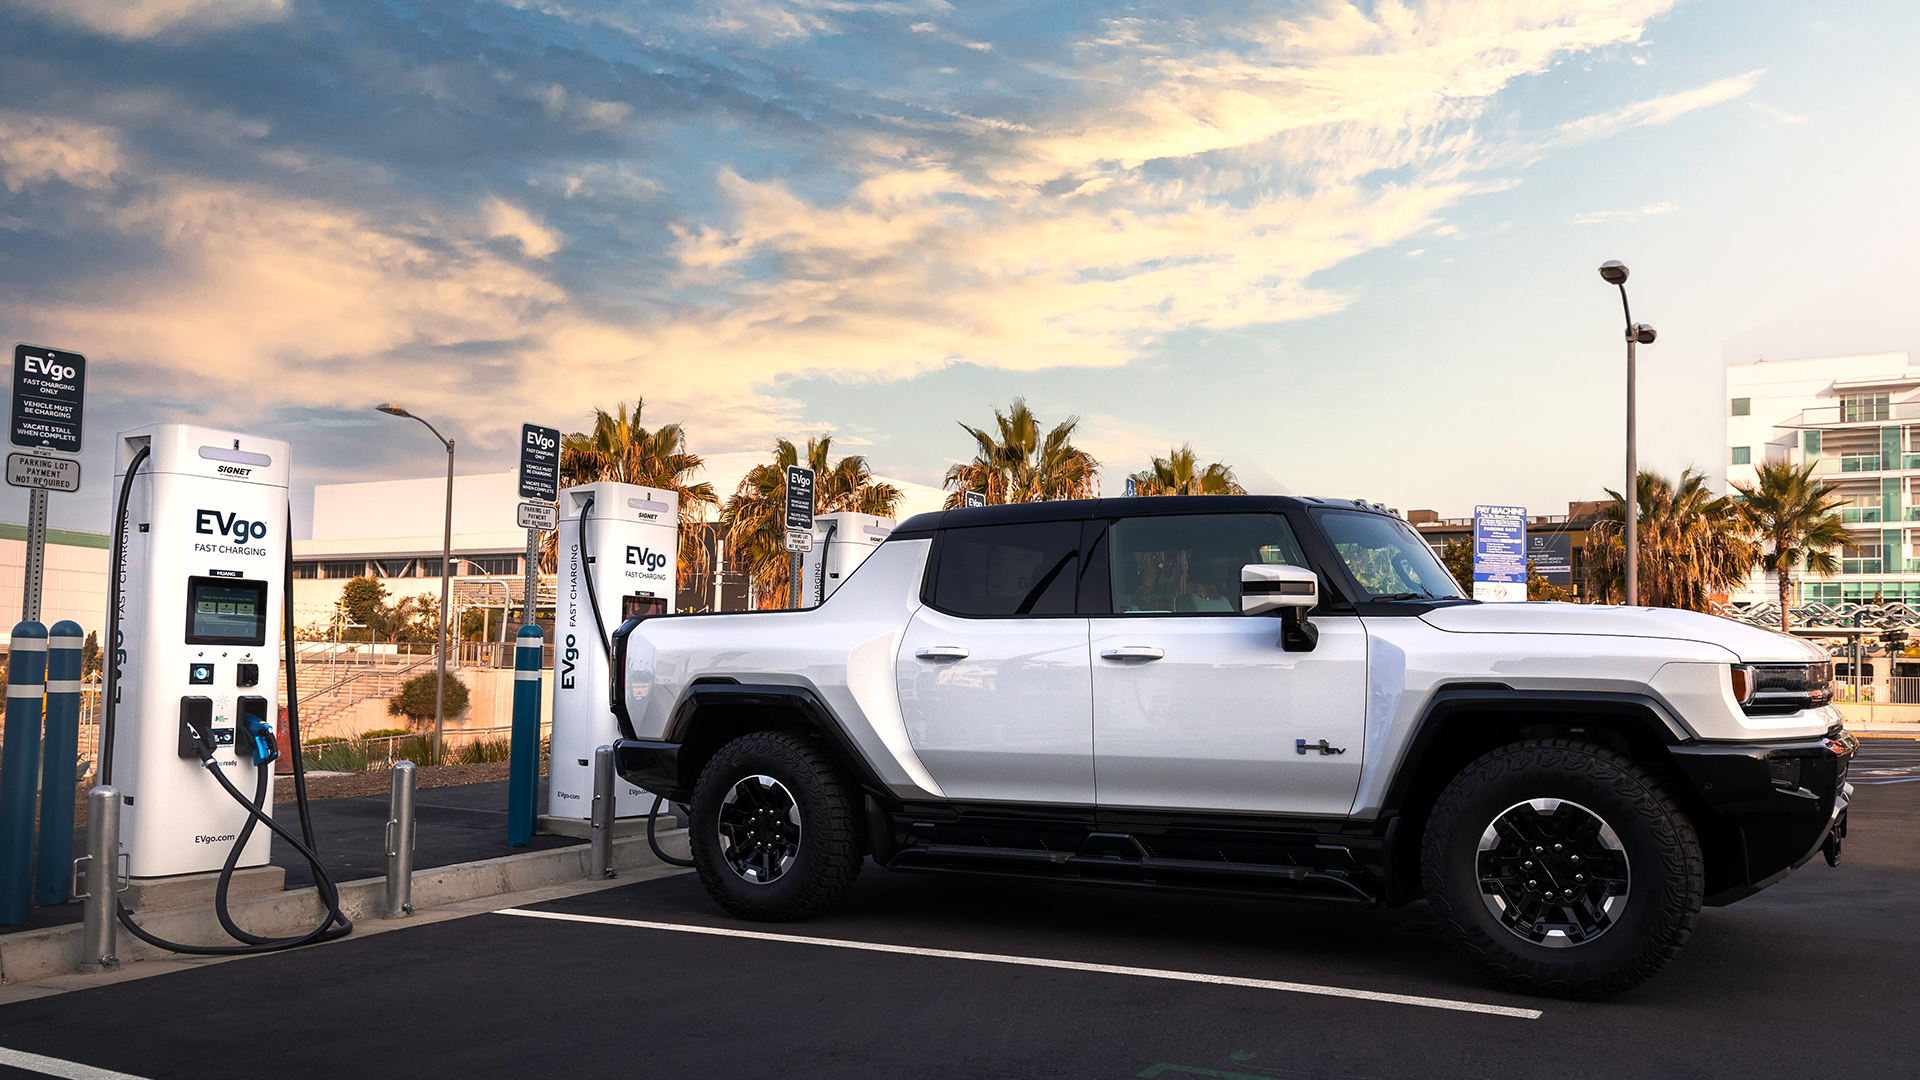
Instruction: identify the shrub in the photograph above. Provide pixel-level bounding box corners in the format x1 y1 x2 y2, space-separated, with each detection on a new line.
357 728 411 741
387 674 469 727
455 737 512 764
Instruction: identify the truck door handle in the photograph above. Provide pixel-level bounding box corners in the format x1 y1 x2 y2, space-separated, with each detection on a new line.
915 646 969 661
1100 647 1164 661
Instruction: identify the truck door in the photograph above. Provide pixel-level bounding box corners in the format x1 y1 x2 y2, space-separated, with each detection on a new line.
896 520 1095 805
1087 512 1366 818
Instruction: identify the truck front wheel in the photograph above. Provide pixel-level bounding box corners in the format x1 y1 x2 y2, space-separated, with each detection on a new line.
689 731 863 921
1421 739 1704 999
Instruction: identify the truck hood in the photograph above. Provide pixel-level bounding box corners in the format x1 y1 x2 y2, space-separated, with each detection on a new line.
1417 602 1827 664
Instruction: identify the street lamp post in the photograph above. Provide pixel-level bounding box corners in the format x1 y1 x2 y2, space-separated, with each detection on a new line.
1598 261 1657 607
377 404 456 763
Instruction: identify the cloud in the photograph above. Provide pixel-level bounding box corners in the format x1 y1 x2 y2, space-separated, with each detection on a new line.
0 112 121 191
1571 201 1679 224
0 0 1722 464
1548 70 1764 149
1747 100 1808 124
483 197 564 258
4 0 289 40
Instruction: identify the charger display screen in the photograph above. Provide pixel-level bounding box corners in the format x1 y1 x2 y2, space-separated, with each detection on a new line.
185 577 269 645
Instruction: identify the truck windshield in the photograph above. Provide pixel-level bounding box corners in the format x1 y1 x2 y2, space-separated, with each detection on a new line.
1316 510 1464 600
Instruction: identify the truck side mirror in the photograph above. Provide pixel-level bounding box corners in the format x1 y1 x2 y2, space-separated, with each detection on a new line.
1241 564 1319 653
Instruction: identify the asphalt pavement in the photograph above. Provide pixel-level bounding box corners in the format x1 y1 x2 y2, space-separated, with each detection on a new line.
0 739 1914 1080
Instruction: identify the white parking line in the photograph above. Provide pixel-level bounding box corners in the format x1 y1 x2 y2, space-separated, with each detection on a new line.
0 1045 151 1079
494 907 1543 1020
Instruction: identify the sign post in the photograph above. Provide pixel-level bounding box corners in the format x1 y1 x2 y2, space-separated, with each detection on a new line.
508 423 559 848
10 345 87 622
1472 505 1528 603
785 465 815 609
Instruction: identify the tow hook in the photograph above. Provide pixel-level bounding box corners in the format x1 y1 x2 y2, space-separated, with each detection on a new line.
1823 809 1847 867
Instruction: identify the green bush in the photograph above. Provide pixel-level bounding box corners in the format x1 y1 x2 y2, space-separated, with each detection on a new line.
357 728 411 741
302 740 372 772
387 674 469 726
455 737 512 764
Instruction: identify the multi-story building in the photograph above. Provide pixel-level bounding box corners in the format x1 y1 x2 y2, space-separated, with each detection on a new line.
1727 351 1920 607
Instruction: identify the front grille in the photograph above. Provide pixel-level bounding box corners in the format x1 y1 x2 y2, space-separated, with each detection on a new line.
1744 662 1834 712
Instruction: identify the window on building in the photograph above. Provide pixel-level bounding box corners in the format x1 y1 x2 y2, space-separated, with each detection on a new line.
1843 392 1890 422
1730 446 1751 465
321 561 365 579
374 559 414 578
1804 431 1822 459
1730 398 1751 416
292 562 319 580
931 522 1081 616
467 555 520 576
417 558 444 578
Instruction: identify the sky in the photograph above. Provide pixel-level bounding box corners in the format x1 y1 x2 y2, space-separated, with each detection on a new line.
2 0 1918 538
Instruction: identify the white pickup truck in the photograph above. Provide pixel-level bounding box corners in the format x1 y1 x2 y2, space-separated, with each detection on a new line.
610 496 1854 998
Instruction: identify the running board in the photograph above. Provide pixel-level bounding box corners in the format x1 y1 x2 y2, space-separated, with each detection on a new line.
886 835 1377 905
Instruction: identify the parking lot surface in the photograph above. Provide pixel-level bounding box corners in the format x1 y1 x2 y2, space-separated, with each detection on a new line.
1 738 1914 1080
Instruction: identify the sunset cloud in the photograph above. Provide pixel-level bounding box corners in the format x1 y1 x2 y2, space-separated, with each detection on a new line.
0 0 1756 470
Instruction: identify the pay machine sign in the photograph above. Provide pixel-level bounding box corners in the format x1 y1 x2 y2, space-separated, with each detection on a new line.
11 344 85 454
518 423 560 502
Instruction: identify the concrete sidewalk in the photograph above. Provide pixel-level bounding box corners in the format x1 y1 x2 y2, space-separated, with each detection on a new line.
0 825 689 992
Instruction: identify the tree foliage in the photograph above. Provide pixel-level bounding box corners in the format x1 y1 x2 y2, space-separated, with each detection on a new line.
1129 444 1247 496
335 576 442 643
557 399 719 590
1585 468 1760 611
1441 537 1472 590
720 435 903 608
1731 459 1848 630
943 398 1100 507
387 672 469 726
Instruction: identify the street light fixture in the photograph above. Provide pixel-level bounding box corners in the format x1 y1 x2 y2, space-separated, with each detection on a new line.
1597 262 1657 607
376 403 456 763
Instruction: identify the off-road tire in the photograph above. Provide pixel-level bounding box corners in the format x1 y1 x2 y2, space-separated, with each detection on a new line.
690 731 863 921
1421 739 1704 999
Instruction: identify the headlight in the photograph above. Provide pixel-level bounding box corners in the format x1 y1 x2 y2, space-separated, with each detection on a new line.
1732 662 1834 713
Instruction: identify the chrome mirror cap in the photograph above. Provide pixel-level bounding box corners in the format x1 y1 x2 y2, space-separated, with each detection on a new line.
1242 563 1317 616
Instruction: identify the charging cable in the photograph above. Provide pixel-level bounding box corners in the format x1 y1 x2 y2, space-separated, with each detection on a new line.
100 449 352 954
577 494 693 867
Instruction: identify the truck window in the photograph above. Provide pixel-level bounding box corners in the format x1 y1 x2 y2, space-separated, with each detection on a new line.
931 522 1081 616
1316 510 1463 600
1107 514 1306 615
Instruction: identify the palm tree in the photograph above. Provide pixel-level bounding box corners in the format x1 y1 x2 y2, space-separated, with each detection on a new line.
721 436 903 607
1585 468 1760 611
555 400 719 592
1130 444 1247 496
943 398 1101 506
1731 459 1848 631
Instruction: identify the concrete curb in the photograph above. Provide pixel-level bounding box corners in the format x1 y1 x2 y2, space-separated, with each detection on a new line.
0 829 688 985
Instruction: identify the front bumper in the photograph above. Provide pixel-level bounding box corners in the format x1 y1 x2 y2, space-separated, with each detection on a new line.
1668 727 1855 906
614 738 689 803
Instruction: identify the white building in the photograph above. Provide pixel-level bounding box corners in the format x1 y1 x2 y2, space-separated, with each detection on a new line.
0 524 108 648
290 459 949 631
1727 351 1918 607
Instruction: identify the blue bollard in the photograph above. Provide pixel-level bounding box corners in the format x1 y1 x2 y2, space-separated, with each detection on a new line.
0 621 48 924
506 624 544 847
35 621 84 906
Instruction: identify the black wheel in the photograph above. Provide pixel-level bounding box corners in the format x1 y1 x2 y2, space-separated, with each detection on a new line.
689 731 863 921
1421 739 1704 999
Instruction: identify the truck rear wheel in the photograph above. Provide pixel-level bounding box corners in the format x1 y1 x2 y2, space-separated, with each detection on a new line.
1421 738 1703 999
690 731 863 921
